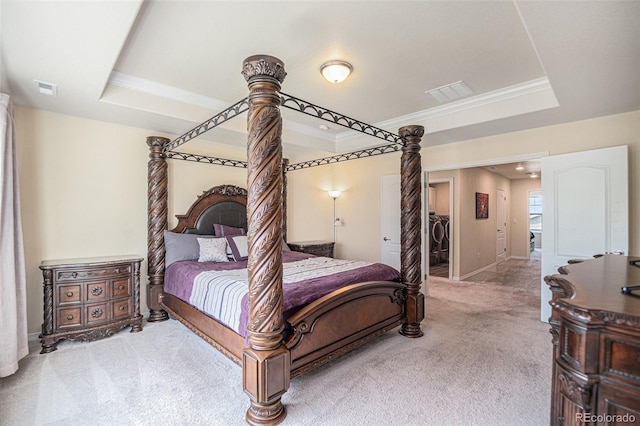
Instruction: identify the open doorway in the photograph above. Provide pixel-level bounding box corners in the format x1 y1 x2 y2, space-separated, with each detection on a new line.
427 179 453 279
529 190 543 256
425 155 544 284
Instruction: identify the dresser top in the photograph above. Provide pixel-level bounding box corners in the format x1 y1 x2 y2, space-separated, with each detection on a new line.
40 255 144 270
551 254 640 318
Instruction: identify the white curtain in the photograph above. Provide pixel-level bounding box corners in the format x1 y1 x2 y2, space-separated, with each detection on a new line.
0 93 28 377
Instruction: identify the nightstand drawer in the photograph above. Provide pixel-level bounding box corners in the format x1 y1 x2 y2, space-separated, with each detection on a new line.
86 281 108 302
112 279 130 298
86 303 109 325
55 264 132 282
58 285 81 305
113 299 131 320
57 307 82 329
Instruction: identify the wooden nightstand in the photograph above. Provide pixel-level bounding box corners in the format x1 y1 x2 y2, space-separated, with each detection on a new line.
287 240 335 258
39 255 144 353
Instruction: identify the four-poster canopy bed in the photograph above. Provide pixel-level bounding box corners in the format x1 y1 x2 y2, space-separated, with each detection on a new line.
146 55 425 425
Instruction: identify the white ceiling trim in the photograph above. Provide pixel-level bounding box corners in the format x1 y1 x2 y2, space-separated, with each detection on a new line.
336 77 555 144
108 71 230 111
107 70 339 145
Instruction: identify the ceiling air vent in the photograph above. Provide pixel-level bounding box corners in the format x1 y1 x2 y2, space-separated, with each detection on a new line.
34 80 57 96
426 80 472 103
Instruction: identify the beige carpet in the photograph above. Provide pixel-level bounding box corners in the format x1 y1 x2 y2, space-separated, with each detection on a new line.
1 275 551 425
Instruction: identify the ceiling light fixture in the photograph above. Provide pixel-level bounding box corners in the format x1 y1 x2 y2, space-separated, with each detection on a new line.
320 60 353 84
528 172 539 178
515 164 524 171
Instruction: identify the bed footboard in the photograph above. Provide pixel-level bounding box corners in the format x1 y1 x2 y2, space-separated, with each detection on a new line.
285 281 406 377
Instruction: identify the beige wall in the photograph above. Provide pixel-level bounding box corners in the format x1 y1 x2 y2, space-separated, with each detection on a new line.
424 111 640 257
15 107 247 334
431 182 450 215
287 153 402 261
14 106 640 334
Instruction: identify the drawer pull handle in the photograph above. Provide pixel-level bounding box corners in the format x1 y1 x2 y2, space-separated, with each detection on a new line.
91 287 103 296
91 308 103 318
71 272 78 278
118 285 125 290
119 305 126 311
66 292 74 297
66 314 74 320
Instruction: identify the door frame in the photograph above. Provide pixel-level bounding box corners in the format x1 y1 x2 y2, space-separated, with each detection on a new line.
496 187 507 264
424 151 549 283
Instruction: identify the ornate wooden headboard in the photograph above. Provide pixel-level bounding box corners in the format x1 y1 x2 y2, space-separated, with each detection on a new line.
170 185 247 234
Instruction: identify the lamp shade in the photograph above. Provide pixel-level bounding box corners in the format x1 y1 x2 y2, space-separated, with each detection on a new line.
328 190 342 199
320 60 353 84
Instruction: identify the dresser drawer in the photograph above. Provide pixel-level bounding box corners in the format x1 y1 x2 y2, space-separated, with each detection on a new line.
601 332 640 386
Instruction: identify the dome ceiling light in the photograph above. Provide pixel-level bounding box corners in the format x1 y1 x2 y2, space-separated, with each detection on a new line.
320 60 353 84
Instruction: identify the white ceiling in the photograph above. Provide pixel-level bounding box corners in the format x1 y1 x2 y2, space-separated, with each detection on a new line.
1 1 638 162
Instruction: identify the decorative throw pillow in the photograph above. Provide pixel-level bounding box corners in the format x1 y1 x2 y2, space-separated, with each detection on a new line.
226 235 249 261
197 237 230 262
164 230 217 267
213 224 246 237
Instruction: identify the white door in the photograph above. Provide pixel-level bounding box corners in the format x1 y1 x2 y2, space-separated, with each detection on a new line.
496 188 507 264
381 174 401 270
540 145 629 321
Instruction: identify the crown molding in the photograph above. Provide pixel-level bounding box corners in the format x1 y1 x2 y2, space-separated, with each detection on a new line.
107 72 555 154
335 77 554 144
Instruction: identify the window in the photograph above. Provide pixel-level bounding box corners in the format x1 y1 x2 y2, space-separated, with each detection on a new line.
529 191 543 231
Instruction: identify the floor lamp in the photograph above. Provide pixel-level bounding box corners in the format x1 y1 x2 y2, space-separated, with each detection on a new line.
328 190 341 242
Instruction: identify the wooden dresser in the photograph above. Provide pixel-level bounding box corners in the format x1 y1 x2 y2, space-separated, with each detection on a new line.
39 255 144 353
287 240 335 258
545 255 640 425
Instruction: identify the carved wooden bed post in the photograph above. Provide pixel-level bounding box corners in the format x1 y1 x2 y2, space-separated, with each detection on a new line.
241 55 289 425
282 158 289 243
146 136 170 322
398 125 425 338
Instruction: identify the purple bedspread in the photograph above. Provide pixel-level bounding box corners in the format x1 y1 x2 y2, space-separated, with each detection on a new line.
164 251 401 337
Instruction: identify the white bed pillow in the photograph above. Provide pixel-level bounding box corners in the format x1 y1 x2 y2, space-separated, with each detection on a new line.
197 237 230 262
226 235 249 261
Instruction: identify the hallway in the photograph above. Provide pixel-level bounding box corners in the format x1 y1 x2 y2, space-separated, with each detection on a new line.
465 249 541 294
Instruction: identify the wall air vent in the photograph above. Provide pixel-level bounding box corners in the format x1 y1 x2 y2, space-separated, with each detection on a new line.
426 80 473 103
34 80 57 96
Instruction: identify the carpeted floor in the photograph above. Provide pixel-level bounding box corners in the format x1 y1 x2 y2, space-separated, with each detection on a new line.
1 256 550 425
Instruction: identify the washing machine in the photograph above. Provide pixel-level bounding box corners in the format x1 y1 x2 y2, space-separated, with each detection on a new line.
439 215 450 262
429 215 445 266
